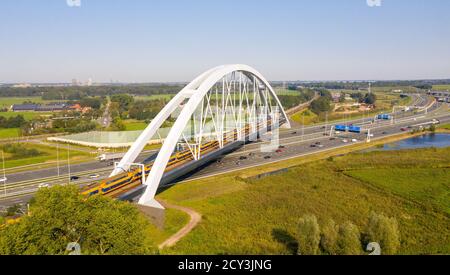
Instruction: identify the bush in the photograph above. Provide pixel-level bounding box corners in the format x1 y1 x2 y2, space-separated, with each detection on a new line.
320 219 339 255
0 185 154 255
310 97 332 115
336 221 362 255
1 144 43 159
297 214 321 255
365 212 400 255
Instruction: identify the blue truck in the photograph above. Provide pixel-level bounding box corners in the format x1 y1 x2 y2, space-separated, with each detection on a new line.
377 114 391 120
335 125 348 132
348 126 361 133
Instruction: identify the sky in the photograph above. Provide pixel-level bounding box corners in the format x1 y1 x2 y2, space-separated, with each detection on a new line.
0 0 450 83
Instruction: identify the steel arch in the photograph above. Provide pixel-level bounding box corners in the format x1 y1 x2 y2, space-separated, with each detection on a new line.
112 64 290 208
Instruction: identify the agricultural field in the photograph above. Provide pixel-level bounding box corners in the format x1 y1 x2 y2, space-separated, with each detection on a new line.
274 88 302 96
0 96 46 108
134 95 175 101
155 147 450 255
433 85 450 91
0 111 53 121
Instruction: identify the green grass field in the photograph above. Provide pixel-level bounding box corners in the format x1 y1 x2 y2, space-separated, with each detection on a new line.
433 85 450 91
145 208 190 246
0 128 20 139
134 95 175 101
0 97 44 108
291 109 319 125
0 111 53 121
155 147 450 255
1 142 92 169
124 120 148 131
345 167 450 215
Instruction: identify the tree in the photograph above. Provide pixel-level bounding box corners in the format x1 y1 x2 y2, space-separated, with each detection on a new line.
0 185 154 255
310 97 332 115
110 94 134 111
336 222 362 255
429 124 436 133
320 219 339 255
110 117 126 131
364 93 377 105
297 214 321 255
365 212 400 255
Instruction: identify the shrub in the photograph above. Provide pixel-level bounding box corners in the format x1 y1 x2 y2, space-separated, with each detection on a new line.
297 214 321 255
336 221 362 255
320 219 339 255
365 212 400 255
0 185 153 255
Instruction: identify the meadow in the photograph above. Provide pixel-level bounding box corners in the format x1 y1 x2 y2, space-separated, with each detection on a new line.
433 85 450 91
0 128 20 139
134 95 175 101
123 120 148 131
1 142 92 169
154 147 450 255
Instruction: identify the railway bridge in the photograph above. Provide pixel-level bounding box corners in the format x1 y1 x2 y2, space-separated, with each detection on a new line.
81 65 291 209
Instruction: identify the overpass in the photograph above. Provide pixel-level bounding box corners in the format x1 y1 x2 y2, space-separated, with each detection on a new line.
81 65 291 209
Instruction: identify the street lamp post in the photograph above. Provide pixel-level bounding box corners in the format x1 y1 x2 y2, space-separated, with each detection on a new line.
1 151 7 197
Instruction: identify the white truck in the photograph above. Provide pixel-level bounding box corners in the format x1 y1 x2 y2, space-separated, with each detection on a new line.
97 152 126 162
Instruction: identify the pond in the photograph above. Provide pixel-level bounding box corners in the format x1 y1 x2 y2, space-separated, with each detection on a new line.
373 133 450 151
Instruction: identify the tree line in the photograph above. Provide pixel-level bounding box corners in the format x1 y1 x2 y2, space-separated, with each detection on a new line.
0 85 185 99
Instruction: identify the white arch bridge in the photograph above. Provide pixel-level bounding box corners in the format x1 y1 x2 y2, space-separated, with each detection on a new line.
83 65 290 209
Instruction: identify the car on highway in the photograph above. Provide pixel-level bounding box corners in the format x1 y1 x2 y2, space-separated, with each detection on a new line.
107 161 115 166
278 145 285 149
315 141 321 145
400 127 407 131
38 183 50 189
264 156 271 159
70 176 80 181
329 137 336 141
239 156 248 160
89 174 100 179
292 131 297 135
382 131 388 135
275 149 283 153
342 139 349 143
317 144 324 148
352 139 358 142
310 144 316 148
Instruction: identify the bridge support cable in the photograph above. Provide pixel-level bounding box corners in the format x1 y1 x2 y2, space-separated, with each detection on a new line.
107 65 290 208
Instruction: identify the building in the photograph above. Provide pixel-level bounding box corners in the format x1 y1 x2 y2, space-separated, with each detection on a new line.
12 103 83 112
11 104 38 112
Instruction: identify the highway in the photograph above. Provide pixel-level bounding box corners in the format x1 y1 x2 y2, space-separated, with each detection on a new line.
0 94 448 210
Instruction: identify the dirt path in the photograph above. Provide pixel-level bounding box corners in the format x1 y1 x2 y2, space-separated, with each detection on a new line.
158 202 202 250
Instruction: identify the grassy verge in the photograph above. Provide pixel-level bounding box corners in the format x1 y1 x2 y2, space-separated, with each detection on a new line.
124 120 148 131
1 142 92 169
0 111 53 121
144 208 190 246
438 123 450 130
0 128 20 139
154 134 449 255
